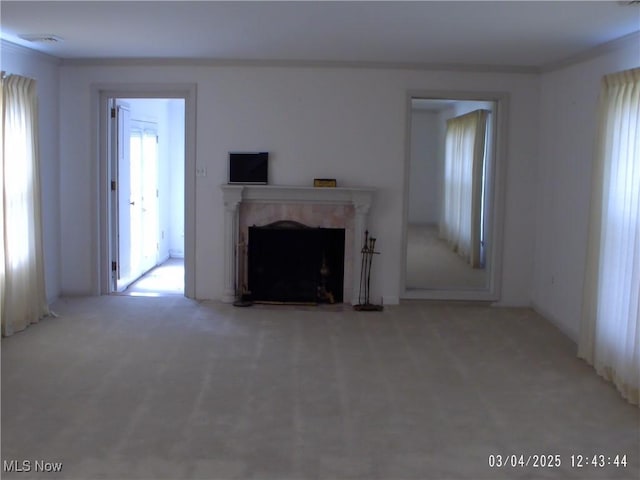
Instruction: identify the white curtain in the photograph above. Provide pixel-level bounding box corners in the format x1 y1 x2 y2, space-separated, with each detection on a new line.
579 68 639 406
1 74 50 336
440 109 488 268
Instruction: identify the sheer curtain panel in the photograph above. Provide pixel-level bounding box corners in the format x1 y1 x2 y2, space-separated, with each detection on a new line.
579 68 639 406
439 109 488 268
1 74 50 336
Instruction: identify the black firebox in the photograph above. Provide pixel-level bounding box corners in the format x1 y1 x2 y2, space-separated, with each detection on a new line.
248 221 345 304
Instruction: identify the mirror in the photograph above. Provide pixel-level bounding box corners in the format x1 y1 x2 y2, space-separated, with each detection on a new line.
402 94 505 301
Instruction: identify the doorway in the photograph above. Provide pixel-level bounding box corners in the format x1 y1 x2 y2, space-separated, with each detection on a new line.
110 98 185 295
401 92 508 302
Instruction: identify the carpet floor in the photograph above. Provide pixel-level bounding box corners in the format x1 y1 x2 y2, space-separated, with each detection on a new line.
2 296 638 479
406 224 486 290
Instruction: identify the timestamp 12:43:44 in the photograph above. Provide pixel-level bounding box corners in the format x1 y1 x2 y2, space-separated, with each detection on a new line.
571 454 627 468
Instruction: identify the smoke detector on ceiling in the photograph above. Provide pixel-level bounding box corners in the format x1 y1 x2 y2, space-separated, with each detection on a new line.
18 34 63 44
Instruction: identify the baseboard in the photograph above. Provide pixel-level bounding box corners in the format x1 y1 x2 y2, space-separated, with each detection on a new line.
47 294 60 307
350 295 399 306
382 295 400 305
531 301 578 344
169 250 184 259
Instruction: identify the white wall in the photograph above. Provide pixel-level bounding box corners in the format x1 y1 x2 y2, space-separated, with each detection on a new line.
408 110 439 224
435 107 452 225
1 41 61 304
532 36 640 341
58 63 540 305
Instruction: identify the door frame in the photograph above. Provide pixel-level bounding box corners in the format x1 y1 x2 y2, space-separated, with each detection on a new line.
95 83 196 298
400 90 509 302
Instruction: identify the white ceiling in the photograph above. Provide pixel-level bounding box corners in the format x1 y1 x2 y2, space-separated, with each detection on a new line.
1 1 639 70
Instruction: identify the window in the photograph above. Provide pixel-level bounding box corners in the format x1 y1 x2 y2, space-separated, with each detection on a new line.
579 68 639 406
1 74 49 336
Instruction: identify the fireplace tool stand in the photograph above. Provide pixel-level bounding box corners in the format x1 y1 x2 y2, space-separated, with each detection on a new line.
354 230 383 311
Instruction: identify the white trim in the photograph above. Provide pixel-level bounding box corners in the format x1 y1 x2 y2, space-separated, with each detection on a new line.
0 39 61 65
94 83 197 299
402 289 497 303
60 57 539 74
530 301 578 344
400 90 509 303
221 184 375 205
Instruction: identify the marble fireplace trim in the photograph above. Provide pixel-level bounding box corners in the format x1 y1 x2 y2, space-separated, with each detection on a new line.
221 185 375 304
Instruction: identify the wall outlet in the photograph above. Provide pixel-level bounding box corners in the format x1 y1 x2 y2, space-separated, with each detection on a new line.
196 166 207 177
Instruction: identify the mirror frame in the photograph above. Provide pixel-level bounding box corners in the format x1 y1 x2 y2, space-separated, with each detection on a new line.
400 90 509 302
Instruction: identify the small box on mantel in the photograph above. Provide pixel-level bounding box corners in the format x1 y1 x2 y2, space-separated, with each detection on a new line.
313 178 337 188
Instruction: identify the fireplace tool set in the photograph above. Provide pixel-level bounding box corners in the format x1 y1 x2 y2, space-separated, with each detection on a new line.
354 230 383 311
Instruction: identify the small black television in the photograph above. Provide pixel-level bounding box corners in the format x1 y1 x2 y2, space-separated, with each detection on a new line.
229 152 268 184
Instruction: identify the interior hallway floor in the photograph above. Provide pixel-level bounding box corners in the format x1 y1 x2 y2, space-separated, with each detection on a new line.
2 296 638 480
406 224 486 290
124 257 184 296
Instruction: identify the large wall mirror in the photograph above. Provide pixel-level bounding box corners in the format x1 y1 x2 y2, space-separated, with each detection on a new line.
401 93 507 301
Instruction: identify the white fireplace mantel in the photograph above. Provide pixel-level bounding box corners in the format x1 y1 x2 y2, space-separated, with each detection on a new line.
221 184 374 209
221 184 375 304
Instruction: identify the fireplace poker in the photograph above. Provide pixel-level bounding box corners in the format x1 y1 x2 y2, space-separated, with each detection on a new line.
366 236 376 305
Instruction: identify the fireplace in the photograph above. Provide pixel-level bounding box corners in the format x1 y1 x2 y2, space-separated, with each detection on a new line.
221 185 375 304
248 221 345 303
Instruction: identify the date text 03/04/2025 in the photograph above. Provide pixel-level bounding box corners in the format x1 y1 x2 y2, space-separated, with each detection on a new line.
487 454 628 469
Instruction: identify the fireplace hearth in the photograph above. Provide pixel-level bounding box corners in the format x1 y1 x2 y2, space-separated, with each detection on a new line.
248 221 345 304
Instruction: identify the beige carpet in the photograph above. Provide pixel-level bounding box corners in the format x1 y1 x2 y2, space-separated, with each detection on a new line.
406 224 486 290
2 296 638 479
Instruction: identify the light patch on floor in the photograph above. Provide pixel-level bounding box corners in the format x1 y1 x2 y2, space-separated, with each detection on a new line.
124 257 184 296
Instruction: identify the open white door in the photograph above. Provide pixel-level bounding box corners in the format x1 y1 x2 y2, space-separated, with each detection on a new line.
115 102 132 291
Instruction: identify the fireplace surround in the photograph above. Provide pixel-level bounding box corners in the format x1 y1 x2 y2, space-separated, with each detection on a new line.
221 185 375 304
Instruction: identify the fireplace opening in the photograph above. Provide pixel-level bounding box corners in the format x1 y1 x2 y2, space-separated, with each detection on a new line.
247 221 345 304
